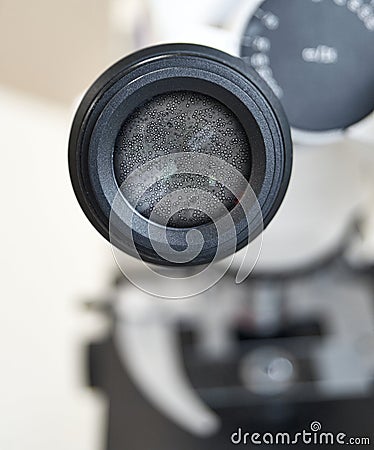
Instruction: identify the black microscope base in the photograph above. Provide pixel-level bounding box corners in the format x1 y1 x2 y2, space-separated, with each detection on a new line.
89 338 374 450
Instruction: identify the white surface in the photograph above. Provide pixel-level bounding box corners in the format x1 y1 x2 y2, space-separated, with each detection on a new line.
116 316 220 436
255 141 368 271
0 87 111 450
113 279 243 435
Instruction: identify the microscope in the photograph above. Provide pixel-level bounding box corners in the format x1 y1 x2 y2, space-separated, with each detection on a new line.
69 1 374 448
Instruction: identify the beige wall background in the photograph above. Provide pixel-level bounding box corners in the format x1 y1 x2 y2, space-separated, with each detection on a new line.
0 0 111 104
0 2 123 449
0 2 152 448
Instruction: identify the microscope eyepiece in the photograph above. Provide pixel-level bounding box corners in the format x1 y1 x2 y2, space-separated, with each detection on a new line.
69 44 292 265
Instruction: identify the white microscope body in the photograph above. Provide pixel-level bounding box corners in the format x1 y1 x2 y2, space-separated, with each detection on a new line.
102 0 374 439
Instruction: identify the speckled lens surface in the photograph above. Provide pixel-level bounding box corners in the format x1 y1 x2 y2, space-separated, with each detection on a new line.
114 91 251 228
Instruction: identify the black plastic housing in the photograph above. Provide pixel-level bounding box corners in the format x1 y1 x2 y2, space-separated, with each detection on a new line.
68 44 292 265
